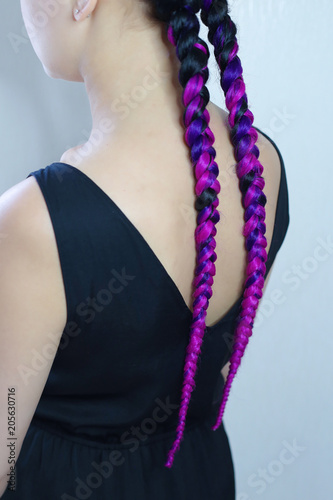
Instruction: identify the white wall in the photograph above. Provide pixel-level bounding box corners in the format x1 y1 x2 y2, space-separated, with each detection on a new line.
1 1 332 499
204 2 333 499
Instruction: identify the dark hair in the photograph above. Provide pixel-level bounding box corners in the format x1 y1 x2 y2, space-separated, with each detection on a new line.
145 0 268 468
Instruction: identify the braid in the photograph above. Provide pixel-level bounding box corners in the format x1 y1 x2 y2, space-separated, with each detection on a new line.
161 0 221 468
145 0 268 468
200 0 268 430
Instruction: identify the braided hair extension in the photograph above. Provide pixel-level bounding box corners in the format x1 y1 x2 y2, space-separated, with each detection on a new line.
148 0 222 467
166 2 223 468
145 0 268 467
200 0 268 430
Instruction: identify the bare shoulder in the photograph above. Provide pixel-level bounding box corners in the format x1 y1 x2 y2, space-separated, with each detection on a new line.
0 177 49 242
0 176 68 484
0 176 67 334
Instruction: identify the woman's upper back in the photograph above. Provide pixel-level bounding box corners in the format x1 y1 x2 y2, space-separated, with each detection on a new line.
0 100 289 434
54 102 284 331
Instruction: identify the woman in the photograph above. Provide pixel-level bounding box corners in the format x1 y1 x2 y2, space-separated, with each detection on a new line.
0 0 290 498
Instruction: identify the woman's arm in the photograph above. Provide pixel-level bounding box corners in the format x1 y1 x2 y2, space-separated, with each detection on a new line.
0 178 65 495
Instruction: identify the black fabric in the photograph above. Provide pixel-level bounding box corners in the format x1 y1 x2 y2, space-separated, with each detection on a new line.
3 128 289 499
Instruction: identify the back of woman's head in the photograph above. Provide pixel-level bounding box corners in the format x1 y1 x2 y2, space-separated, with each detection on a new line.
141 0 268 468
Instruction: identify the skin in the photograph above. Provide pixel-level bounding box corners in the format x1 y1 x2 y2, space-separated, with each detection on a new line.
0 1 281 494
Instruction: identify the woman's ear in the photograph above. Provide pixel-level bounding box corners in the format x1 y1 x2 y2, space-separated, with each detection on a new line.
73 0 98 21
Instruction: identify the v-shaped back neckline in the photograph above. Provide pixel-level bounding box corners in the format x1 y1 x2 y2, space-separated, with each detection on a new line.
51 161 277 332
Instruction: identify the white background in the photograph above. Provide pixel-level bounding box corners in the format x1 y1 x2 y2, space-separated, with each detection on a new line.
1 1 332 499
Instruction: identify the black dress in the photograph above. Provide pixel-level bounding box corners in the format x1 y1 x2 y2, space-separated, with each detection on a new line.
2 129 289 500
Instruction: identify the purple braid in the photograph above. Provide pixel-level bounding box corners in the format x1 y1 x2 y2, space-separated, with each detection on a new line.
163 0 221 468
200 0 268 430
